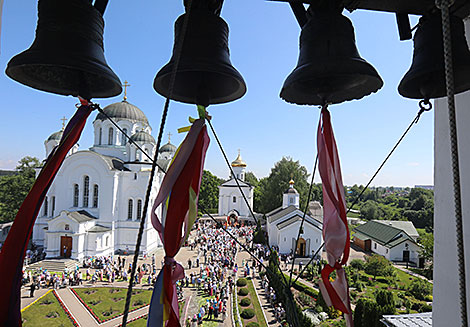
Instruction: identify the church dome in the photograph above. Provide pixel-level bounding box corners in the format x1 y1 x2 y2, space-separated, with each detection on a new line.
231 152 246 167
285 179 298 194
94 100 148 124
159 142 176 153
46 130 63 142
130 131 155 144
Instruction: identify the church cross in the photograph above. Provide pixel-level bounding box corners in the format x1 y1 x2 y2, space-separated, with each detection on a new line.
61 116 68 130
123 80 131 100
168 132 172 143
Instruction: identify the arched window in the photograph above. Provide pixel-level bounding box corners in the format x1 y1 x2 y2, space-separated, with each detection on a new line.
122 128 127 145
108 127 114 145
93 184 99 208
83 176 89 207
44 196 48 216
51 196 55 216
137 199 142 220
73 184 79 207
233 196 237 203
144 148 149 162
99 127 102 145
128 199 133 220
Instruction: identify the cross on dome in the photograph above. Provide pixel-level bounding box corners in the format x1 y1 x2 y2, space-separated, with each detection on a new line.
122 80 131 101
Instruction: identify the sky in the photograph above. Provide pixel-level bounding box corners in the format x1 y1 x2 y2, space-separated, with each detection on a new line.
0 1 434 187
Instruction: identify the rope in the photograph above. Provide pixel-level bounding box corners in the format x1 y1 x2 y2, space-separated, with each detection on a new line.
436 0 468 325
291 103 431 285
120 0 194 325
288 153 318 287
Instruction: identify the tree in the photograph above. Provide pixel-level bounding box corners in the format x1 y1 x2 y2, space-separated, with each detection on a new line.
257 157 309 213
198 170 224 213
354 298 381 327
419 231 434 278
375 289 396 315
408 278 432 300
244 171 258 187
364 254 394 279
0 156 41 223
360 200 379 220
16 156 41 178
252 219 266 244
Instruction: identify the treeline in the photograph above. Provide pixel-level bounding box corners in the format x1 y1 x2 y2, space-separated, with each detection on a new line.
347 185 434 231
198 157 434 231
0 157 41 223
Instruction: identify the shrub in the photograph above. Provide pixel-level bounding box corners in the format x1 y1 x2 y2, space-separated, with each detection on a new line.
350 259 365 270
241 308 255 319
240 298 251 307
247 322 260 327
419 303 433 313
238 288 249 296
408 278 432 301
237 279 247 287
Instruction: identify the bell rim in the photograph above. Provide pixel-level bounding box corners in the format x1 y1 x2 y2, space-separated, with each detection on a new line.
6 51 122 99
153 63 247 105
280 59 383 105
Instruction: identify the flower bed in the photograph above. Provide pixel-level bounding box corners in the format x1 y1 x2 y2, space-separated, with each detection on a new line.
52 290 79 327
71 287 151 323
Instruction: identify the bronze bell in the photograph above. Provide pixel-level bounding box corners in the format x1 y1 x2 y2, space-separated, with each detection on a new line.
153 9 246 106
398 12 470 99
280 8 383 105
6 0 122 99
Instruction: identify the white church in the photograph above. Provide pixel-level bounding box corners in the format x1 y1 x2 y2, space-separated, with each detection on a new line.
32 98 175 260
266 180 323 258
217 151 255 222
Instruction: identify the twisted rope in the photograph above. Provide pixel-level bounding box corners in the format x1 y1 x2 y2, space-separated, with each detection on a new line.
436 0 468 325
121 0 194 325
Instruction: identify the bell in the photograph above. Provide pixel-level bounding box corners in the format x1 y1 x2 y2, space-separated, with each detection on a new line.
280 8 383 105
6 0 122 99
153 10 246 106
398 13 470 99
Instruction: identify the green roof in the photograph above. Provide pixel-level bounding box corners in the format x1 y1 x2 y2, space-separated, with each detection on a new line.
353 221 415 248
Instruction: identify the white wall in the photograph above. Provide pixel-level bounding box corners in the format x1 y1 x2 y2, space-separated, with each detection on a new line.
270 219 322 257
434 29 470 326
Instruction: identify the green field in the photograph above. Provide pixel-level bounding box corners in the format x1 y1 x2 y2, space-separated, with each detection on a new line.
73 287 151 322
22 291 74 327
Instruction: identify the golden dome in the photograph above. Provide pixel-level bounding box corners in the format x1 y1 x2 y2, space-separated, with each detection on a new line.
231 151 246 167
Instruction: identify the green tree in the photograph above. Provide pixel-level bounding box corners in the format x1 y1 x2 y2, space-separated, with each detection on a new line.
198 170 224 213
0 156 41 223
364 254 394 279
375 289 396 315
360 200 379 220
419 231 434 278
354 298 381 327
244 171 258 187
257 157 309 213
16 156 41 178
252 219 266 244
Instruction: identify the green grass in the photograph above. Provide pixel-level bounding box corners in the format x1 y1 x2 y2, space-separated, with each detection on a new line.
73 287 151 322
233 290 241 327
126 316 148 326
243 278 268 327
22 291 74 327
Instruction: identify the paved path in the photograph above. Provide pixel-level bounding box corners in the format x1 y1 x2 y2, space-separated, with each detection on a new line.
56 288 98 326
251 275 280 326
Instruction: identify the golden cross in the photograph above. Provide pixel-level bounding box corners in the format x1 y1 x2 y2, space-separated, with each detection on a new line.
60 116 68 130
123 81 131 100
238 149 241 156
168 132 172 143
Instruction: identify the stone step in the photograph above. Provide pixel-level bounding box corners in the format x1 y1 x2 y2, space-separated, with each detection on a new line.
26 259 80 272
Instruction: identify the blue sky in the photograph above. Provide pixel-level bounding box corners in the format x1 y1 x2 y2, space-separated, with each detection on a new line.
0 1 433 187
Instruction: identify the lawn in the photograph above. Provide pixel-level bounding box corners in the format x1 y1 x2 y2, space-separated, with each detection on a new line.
237 278 268 327
22 291 74 327
72 287 151 322
125 315 148 326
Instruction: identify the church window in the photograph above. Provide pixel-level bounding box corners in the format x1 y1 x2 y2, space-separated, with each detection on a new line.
128 199 133 220
108 127 114 145
290 197 294 204
51 196 55 216
73 184 79 207
122 128 127 145
93 185 99 208
134 173 137 180
105 236 109 247
83 176 90 207
44 197 48 216
144 148 149 162
65 224 70 231
99 128 102 145
233 196 236 203
137 199 142 220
